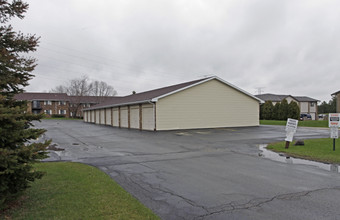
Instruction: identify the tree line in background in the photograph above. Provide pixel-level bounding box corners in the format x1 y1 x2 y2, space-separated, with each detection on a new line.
318 96 336 114
260 99 300 120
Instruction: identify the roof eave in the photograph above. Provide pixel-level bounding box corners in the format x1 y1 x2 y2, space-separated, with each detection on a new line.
83 100 154 111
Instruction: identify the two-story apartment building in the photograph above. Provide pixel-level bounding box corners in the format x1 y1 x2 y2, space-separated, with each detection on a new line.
255 93 319 120
14 93 120 118
14 93 69 116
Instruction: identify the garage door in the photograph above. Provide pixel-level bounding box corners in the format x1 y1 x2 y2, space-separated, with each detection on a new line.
95 110 100 124
99 109 105 124
142 104 154 131
83 111 88 122
120 107 128 128
90 110 95 123
130 105 140 129
112 108 119 127
105 108 111 125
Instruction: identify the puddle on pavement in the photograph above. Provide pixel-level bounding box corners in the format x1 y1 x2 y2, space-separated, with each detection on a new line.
259 144 340 174
175 132 192 136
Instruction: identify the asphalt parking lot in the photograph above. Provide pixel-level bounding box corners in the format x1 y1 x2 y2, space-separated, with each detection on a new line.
37 120 340 220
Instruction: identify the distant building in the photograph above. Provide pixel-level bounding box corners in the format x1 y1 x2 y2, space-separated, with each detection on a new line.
331 90 340 113
14 93 119 118
255 93 319 120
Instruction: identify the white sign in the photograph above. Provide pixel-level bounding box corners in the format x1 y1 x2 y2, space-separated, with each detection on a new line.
286 118 298 132
329 113 340 127
285 118 298 142
285 130 295 142
330 127 339 139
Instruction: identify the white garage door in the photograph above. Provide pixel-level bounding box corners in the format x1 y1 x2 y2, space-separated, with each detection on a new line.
130 106 140 129
120 107 128 128
105 108 111 125
83 111 88 122
91 110 95 123
142 104 154 131
112 108 119 127
95 110 100 124
100 109 105 124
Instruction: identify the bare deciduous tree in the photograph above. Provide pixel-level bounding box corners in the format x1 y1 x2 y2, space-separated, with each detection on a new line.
50 76 117 118
90 80 117 96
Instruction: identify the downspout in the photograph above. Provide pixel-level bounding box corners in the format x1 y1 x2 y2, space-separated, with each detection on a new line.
148 101 156 131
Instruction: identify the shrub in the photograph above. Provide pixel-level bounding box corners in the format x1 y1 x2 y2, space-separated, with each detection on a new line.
52 114 66 118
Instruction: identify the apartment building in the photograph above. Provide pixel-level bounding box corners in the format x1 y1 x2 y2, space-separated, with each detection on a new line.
255 93 319 120
14 92 119 118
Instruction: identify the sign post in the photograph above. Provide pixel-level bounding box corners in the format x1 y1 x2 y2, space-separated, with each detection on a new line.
285 118 298 149
329 113 340 151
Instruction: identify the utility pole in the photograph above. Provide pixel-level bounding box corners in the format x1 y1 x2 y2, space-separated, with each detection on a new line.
255 87 265 95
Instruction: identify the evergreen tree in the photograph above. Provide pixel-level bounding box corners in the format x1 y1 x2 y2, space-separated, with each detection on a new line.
278 99 289 120
273 102 281 120
261 101 274 120
0 0 50 208
287 101 300 120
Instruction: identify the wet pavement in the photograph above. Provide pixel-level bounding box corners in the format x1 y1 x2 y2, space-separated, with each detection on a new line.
37 120 340 220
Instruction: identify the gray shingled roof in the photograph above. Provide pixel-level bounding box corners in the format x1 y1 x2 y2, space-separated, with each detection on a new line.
68 96 122 104
85 77 209 110
294 96 319 102
14 92 69 101
255 93 318 102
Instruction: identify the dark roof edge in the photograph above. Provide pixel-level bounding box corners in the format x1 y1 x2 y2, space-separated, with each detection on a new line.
83 100 153 111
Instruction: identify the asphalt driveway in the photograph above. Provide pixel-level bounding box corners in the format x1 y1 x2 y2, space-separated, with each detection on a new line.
37 120 340 220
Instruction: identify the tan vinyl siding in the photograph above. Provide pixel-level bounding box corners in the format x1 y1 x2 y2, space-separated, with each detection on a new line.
105 108 111 125
142 104 154 131
120 106 128 128
130 105 140 129
285 97 297 104
156 79 259 130
112 108 119 127
300 102 308 113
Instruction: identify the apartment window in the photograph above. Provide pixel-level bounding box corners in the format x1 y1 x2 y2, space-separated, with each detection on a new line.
44 109 51 115
59 101 66 105
44 101 52 105
58 109 67 115
311 102 315 107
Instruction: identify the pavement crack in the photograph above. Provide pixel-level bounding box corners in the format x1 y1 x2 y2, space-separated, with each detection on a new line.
196 187 340 219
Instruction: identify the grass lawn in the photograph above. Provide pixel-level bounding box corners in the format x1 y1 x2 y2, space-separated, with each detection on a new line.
267 138 340 164
1 162 159 220
260 120 328 127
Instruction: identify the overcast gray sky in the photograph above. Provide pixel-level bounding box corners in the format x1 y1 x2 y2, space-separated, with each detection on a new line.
11 0 340 102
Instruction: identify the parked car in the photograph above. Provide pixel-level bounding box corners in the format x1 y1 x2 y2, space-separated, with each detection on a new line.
318 114 328 120
300 113 312 120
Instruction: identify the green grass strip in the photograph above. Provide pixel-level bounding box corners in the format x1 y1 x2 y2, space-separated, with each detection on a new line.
267 138 340 164
260 120 328 127
2 162 159 220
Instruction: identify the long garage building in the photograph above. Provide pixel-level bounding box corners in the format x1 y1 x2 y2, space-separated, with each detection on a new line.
83 76 263 131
